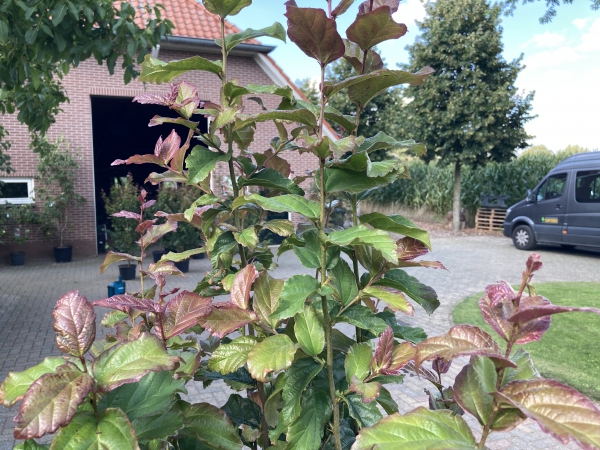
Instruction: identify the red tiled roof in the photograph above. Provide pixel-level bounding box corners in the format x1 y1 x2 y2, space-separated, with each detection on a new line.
123 0 260 43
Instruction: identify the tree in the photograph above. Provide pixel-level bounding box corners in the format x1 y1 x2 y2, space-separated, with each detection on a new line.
0 0 174 169
398 0 534 230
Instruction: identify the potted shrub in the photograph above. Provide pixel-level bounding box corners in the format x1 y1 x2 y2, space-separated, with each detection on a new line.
154 183 202 272
6 203 38 266
102 175 140 280
36 138 86 263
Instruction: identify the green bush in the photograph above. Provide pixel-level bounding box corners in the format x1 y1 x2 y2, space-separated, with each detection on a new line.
370 148 590 222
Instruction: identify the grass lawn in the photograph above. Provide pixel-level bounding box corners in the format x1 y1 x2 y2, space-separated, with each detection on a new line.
453 282 600 401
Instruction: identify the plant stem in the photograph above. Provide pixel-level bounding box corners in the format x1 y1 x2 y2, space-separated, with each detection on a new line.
318 61 342 450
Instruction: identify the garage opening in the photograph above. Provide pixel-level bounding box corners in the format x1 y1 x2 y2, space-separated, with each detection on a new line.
91 96 208 252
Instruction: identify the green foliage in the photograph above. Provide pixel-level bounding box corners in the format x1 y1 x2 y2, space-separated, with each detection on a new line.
154 183 202 252
102 176 140 257
35 137 85 248
2 3 599 450
5 203 38 245
369 148 591 221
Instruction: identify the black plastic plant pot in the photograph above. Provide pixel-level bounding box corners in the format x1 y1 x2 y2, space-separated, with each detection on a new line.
191 252 205 260
153 250 167 263
174 259 190 273
9 251 25 266
54 246 72 263
118 264 136 280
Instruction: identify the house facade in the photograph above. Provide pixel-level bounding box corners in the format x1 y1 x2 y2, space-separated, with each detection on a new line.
0 0 334 261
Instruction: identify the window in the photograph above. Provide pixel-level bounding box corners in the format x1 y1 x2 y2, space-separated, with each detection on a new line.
0 178 35 204
576 170 600 203
536 173 567 202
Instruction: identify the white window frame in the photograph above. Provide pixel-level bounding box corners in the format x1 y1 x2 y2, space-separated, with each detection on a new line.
0 177 35 205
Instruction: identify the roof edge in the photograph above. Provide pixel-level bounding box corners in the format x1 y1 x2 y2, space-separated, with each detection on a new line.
160 36 275 56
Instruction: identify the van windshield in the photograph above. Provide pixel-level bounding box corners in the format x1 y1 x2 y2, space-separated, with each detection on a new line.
536 173 567 202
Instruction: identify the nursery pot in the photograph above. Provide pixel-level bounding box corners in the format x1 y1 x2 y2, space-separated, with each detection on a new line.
153 250 167 263
54 246 72 263
174 259 190 273
9 251 25 266
118 263 137 280
191 252 205 260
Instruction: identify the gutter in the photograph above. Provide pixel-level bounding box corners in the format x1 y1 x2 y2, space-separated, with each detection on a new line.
159 36 275 57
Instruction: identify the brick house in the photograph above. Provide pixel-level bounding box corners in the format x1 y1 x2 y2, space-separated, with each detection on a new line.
0 0 336 261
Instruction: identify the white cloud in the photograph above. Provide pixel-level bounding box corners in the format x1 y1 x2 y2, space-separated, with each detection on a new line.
522 46 583 70
572 18 589 30
392 0 428 27
579 17 600 52
523 31 565 48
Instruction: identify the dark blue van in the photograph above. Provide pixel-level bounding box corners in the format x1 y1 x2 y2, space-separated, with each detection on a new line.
503 152 600 250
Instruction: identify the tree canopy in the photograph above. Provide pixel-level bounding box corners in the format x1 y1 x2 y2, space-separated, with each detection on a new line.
503 0 600 23
0 0 174 171
398 0 535 229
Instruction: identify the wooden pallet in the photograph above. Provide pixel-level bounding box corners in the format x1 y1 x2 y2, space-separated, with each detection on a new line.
475 207 507 231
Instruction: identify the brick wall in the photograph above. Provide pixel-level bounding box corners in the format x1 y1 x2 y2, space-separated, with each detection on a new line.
0 48 318 261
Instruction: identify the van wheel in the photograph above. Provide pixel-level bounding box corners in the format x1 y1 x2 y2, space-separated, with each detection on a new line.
512 225 536 250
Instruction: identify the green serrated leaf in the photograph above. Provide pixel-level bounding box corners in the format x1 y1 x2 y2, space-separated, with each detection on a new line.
98 370 186 421
353 407 476 449
203 0 252 17
360 212 431 249
329 259 358 306
208 336 258 375
294 305 325 356
271 274 320 320
0 357 65 407
287 390 332 450
133 410 184 441
219 22 286 52
363 286 414 315
140 55 222 83
238 168 304 195
328 225 397 263
375 269 440 314
253 271 284 329
247 334 298 382
345 343 372 384
454 356 498 427
338 305 388 335
234 109 317 131
222 394 262 428
234 227 259 250
180 402 242 450
186 146 230 184
281 358 324 425
233 194 320 220
357 131 426 156
92 333 181 392
263 219 294 237
345 394 383 428
294 229 339 270
50 409 138 450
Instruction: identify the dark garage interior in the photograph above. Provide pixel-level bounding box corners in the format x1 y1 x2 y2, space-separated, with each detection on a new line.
91 96 208 247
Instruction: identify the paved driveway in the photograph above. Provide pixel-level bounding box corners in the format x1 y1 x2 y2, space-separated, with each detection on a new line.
1 235 598 449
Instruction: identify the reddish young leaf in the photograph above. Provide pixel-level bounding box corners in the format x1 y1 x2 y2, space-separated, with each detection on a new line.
431 356 451 375
512 294 552 344
145 261 184 279
509 302 600 324
111 210 141 221
358 0 400 14
138 221 178 249
350 376 381 403
485 281 516 307
259 149 291 177
112 154 166 167
347 6 407 51
492 379 600 449
396 237 429 261
396 260 448 270
285 2 345 65
414 325 515 372
343 39 384 73
332 0 355 17
133 84 178 106
155 129 181 163
199 303 258 338
99 251 141 274
135 219 157 234
371 326 394 372
52 291 96 357
93 295 159 314
163 291 212 339
14 362 94 439
386 342 416 373
521 252 543 286
230 264 259 310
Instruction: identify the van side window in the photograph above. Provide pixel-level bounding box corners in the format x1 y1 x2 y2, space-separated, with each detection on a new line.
576 170 600 203
536 173 567 202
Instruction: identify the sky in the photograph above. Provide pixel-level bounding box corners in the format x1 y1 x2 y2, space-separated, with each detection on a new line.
230 0 600 152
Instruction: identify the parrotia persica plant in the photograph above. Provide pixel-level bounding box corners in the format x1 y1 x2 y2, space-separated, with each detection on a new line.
3 1 600 449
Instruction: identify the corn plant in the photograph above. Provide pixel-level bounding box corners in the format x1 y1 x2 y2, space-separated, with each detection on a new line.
2 1 600 450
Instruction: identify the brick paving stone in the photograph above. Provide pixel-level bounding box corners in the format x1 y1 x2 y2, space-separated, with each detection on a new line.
0 236 598 448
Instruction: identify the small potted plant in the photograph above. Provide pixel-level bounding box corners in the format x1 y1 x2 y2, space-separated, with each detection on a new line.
102 176 140 280
6 203 38 266
154 183 202 272
36 137 86 263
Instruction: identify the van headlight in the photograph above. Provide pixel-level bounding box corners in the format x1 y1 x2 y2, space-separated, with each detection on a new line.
506 207 513 216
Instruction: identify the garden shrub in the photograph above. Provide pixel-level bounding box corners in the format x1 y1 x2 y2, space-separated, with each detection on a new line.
1 2 599 450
